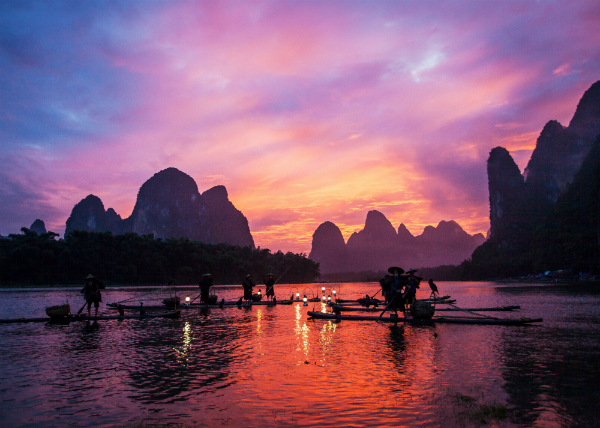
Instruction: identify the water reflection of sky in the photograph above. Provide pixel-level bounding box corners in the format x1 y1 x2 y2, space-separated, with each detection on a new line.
0 282 599 427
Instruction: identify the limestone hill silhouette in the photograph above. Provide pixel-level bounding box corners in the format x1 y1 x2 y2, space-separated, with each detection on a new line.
65 168 254 248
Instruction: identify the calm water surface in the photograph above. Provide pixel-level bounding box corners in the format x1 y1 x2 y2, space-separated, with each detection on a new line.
0 282 599 427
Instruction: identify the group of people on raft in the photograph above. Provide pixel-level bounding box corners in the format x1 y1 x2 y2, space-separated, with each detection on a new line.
242 273 277 302
201 273 277 304
379 267 436 317
80 271 278 313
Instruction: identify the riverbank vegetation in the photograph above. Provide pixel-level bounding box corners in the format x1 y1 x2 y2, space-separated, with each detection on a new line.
0 229 319 286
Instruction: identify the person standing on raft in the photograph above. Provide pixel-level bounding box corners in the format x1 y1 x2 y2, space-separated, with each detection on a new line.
242 274 254 302
199 273 213 304
379 273 393 303
403 269 421 309
387 267 407 317
81 274 104 316
264 273 275 300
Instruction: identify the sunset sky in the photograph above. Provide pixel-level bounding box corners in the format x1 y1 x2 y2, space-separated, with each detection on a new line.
1 0 599 253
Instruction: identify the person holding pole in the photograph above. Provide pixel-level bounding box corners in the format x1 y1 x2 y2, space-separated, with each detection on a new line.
80 274 104 316
264 273 275 300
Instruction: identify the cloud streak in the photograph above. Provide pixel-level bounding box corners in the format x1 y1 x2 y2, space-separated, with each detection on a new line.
1 0 599 252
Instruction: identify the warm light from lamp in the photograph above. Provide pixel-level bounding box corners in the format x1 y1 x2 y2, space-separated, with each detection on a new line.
322 286 325 292
296 292 300 299
303 295 307 302
332 290 336 295
322 295 326 301
327 295 331 301
185 296 190 302
258 290 261 295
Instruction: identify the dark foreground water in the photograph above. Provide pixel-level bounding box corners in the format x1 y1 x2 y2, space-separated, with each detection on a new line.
0 282 599 427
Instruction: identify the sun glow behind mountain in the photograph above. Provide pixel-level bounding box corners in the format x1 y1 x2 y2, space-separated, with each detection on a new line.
1 1 600 253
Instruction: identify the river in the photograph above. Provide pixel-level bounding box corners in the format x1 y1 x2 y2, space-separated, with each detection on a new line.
0 281 599 427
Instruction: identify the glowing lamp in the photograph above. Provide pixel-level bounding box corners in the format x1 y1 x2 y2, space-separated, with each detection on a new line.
321 286 326 293
332 289 336 295
296 292 300 300
258 290 261 296
303 295 308 306
327 295 331 302
185 296 190 303
322 295 326 301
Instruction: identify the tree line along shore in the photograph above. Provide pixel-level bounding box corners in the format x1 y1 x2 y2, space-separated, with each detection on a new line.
0 229 319 286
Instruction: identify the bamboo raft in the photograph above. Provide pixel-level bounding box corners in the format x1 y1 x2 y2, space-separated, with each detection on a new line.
306 311 542 325
332 298 457 307
106 300 295 310
335 295 452 304
0 310 181 324
331 304 521 313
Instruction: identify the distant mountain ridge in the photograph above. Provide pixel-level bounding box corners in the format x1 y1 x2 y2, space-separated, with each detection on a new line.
309 211 484 274
65 168 255 248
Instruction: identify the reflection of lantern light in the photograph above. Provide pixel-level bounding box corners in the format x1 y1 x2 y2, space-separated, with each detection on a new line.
296 292 300 300
327 295 331 302
185 296 190 302
322 286 326 293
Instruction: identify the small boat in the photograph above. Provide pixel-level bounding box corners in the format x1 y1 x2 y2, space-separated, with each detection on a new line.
0 311 181 324
307 311 542 326
45 304 71 319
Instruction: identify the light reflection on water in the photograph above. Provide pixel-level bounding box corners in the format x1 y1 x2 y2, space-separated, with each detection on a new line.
0 281 599 427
